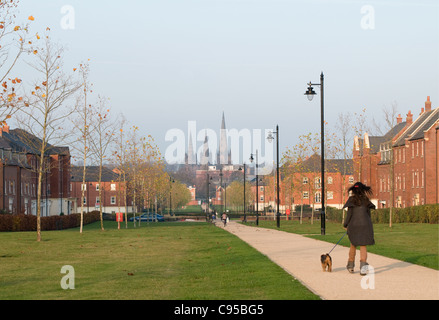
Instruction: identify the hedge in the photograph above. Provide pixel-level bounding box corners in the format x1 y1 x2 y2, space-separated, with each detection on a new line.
326 204 439 224
0 211 100 232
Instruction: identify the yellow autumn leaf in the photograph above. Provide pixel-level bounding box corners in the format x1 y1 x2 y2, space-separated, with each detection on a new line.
28 16 35 21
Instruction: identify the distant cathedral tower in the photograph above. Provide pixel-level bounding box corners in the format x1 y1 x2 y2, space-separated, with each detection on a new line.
200 130 210 167
187 113 232 168
219 112 228 165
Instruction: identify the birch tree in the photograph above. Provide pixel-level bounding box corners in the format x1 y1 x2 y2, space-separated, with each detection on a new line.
89 96 117 230
113 115 128 228
69 62 93 234
16 35 80 241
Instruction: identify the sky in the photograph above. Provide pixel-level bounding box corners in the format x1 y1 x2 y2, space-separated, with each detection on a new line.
11 0 439 166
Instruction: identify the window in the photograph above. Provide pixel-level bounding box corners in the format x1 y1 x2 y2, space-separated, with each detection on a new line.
111 196 116 205
314 177 321 189
348 176 354 184
412 170 415 188
328 177 333 184
96 184 100 191
380 142 391 162
96 197 100 204
81 183 87 191
260 196 264 201
83 197 87 205
315 192 321 203
416 170 419 188
303 177 308 185
327 191 333 200
303 191 309 199
111 183 116 191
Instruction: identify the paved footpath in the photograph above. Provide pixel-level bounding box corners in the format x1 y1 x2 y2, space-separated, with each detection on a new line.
216 221 439 300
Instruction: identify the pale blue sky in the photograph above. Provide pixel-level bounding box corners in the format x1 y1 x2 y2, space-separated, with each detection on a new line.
13 0 439 164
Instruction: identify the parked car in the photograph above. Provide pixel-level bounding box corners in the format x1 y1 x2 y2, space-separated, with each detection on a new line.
129 213 165 222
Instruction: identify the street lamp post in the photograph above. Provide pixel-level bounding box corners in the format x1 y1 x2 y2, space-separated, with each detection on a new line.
169 176 174 216
304 72 326 235
206 172 210 221
239 163 247 222
250 150 259 226
267 125 280 228
219 169 223 214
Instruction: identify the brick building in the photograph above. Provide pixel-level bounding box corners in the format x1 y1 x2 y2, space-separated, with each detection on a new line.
258 155 354 213
0 124 72 216
353 97 438 208
70 166 131 214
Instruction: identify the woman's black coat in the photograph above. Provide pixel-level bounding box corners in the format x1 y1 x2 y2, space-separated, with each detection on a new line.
343 197 376 246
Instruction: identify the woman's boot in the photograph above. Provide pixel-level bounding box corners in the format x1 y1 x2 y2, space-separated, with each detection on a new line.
360 261 369 276
346 261 355 273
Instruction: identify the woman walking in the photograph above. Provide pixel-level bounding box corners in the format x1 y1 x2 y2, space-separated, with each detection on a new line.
343 182 376 275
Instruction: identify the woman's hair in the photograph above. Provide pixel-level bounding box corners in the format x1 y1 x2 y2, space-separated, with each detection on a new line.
348 182 373 206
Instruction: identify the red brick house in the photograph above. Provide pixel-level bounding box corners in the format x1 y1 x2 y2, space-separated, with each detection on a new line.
186 185 198 206
70 166 131 214
0 124 72 216
251 155 354 213
354 97 438 208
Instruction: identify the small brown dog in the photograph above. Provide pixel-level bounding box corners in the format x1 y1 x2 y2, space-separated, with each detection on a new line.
321 254 332 272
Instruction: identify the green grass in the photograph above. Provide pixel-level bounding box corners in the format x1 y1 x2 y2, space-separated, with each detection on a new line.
252 219 439 270
0 221 319 300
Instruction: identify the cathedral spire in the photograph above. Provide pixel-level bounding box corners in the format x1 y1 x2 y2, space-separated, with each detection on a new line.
187 131 195 165
220 112 228 165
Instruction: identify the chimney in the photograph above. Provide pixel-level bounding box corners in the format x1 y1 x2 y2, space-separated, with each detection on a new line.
406 110 413 125
420 107 424 115
396 114 402 124
425 96 432 112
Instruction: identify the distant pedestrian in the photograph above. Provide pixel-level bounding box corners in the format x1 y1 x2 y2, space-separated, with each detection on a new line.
221 212 228 227
343 182 376 275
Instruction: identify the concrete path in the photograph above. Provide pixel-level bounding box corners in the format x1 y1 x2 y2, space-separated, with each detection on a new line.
216 221 439 300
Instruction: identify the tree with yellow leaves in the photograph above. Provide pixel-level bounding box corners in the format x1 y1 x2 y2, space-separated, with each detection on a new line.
0 1 35 123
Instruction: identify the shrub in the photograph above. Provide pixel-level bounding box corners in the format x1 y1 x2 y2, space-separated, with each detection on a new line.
0 211 100 232
326 204 439 224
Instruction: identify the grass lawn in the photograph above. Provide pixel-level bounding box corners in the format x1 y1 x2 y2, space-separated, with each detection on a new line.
252 219 439 270
0 221 319 300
